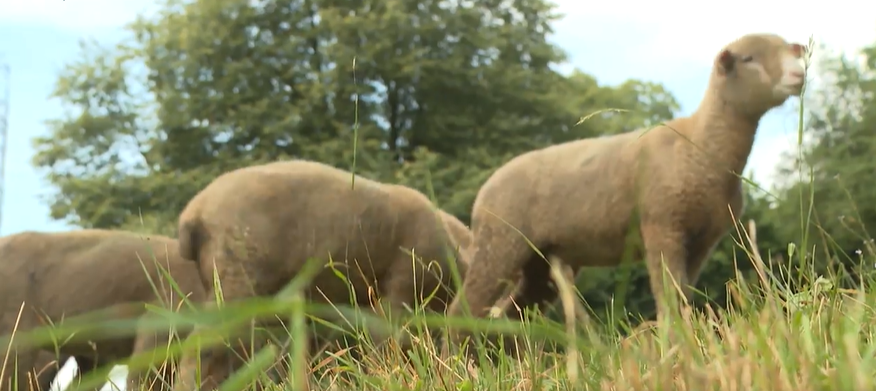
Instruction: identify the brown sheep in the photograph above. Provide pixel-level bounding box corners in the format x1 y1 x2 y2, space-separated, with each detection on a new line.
0 229 208 391
173 159 470 391
446 33 808 340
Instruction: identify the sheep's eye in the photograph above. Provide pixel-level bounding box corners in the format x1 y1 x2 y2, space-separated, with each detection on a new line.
741 55 754 63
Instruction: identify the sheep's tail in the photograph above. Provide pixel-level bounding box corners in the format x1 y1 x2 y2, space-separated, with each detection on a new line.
178 216 204 263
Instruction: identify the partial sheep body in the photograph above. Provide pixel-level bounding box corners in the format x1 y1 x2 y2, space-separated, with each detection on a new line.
0 229 207 391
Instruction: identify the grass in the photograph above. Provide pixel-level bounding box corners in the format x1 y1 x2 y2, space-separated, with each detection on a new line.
4 218 876 391
6 35 872 391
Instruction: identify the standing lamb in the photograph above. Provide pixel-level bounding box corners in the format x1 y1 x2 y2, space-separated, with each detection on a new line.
0 229 208 391
446 33 808 341
173 159 470 390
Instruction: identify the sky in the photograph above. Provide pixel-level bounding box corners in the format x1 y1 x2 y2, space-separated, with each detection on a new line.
0 0 874 389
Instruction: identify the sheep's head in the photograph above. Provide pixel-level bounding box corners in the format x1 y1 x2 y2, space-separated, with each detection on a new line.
712 33 807 118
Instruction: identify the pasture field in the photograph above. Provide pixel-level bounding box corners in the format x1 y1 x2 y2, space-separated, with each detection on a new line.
5 217 874 391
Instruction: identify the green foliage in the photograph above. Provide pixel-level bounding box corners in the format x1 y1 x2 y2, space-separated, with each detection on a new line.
767 42 876 287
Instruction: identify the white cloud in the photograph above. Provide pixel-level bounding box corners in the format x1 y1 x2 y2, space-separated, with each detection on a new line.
553 0 874 61
550 0 876 94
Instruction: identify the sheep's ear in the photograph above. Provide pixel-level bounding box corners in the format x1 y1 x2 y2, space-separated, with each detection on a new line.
716 49 735 75
789 43 806 58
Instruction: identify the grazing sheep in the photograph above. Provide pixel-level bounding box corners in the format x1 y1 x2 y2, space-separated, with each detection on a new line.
173 159 470 390
0 229 207 391
446 33 808 343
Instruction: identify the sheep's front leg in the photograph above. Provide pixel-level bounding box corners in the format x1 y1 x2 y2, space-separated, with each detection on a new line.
641 225 692 322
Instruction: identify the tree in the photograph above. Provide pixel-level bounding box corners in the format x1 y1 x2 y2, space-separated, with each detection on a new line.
34 0 682 231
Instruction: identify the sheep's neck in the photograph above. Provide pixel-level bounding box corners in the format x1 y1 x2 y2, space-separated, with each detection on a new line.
687 93 761 178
